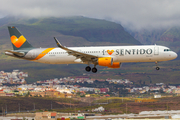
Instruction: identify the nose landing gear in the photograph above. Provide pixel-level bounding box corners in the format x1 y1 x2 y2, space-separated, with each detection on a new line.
156 67 160 70
155 61 160 70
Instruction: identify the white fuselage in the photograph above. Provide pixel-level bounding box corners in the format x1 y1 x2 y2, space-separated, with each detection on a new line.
5 26 178 73
29 45 177 64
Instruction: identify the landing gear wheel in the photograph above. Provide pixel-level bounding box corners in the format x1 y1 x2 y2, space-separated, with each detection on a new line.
156 67 160 70
85 66 91 72
92 67 97 73
155 61 160 70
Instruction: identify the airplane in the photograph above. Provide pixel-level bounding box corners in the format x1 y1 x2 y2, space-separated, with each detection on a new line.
5 26 177 73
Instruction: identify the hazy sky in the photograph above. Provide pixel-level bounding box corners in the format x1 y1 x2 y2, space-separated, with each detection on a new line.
0 0 180 30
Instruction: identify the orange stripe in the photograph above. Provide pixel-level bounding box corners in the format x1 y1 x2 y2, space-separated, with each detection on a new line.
34 48 55 60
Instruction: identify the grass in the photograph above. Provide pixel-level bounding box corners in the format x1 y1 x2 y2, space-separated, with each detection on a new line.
0 97 81 112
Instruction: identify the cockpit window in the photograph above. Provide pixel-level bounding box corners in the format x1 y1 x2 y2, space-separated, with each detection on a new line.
164 49 171 52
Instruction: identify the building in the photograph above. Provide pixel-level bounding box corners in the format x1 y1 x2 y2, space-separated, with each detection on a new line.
30 91 74 98
154 94 161 98
135 99 157 103
35 112 57 120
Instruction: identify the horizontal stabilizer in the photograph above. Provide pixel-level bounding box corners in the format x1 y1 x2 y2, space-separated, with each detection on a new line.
5 50 25 56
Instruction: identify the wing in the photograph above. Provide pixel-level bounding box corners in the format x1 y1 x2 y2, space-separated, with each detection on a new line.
54 37 99 63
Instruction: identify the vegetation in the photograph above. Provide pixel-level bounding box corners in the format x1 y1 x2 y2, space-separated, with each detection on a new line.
0 95 179 114
0 96 80 112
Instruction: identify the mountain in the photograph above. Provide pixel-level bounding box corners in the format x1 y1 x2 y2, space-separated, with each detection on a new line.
127 27 180 53
0 16 180 84
0 16 140 51
0 16 141 82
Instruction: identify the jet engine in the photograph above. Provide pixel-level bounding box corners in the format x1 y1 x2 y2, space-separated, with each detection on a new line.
108 62 120 68
98 57 120 68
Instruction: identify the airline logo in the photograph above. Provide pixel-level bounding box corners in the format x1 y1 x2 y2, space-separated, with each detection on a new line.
103 48 153 55
107 50 114 55
11 35 26 48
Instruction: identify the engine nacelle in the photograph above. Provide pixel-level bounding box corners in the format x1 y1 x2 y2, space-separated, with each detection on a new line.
98 57 120 68
98 57 112 66
108 62 120 68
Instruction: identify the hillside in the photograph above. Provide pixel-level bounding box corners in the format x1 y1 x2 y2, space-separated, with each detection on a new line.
0 16 179 84
0 16 140 50
128 27 180 61
128 27 180 53
0 16 142 82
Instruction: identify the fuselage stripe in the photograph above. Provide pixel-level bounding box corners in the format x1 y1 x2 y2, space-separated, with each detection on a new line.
34 48 55 60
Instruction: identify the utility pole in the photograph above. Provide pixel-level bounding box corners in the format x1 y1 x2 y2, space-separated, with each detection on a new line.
2 107 3 116
19 103 20 112
34 103 35 110
89 99 91 107
126 103 127 114
70 100 71 108
122 95 123 103
6 104 7 114
51 101 52 110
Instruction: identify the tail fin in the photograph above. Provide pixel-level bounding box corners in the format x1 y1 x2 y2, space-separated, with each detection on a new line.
8 26 33 50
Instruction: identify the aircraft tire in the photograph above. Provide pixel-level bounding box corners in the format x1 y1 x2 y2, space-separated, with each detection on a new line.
156 67 160 70
85 66 91 72
92 67 97 73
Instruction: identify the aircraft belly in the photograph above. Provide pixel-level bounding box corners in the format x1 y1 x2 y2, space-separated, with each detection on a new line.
117 54 155 63
35 55 76 64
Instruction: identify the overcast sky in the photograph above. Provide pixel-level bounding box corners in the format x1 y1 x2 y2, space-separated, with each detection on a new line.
0 0 180 30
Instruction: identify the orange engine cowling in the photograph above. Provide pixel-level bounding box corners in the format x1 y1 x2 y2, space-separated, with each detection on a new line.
108 62 120 68
98 57 120 68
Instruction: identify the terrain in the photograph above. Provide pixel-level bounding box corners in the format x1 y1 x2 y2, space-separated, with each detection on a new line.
0 97 82 112
1 96 180 114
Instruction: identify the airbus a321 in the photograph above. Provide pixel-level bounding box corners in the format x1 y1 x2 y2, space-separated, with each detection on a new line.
5 26 177 73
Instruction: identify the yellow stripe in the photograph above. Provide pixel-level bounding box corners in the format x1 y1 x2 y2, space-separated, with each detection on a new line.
34 48 55 60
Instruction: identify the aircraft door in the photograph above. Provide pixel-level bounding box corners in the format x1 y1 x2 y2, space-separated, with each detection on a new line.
154 46 159 55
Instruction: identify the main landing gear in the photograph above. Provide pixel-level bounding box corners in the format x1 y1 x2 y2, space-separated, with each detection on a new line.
155 61 160 70
92 67 97 73
85 66 97 73
85 66 91 72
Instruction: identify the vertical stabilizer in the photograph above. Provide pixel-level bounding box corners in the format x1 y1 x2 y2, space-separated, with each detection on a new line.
8 26 33 50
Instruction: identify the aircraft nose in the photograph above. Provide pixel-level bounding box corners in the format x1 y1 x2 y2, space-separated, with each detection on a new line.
172 52 178 59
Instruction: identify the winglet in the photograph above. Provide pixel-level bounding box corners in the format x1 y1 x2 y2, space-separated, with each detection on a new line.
54 37 63 48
